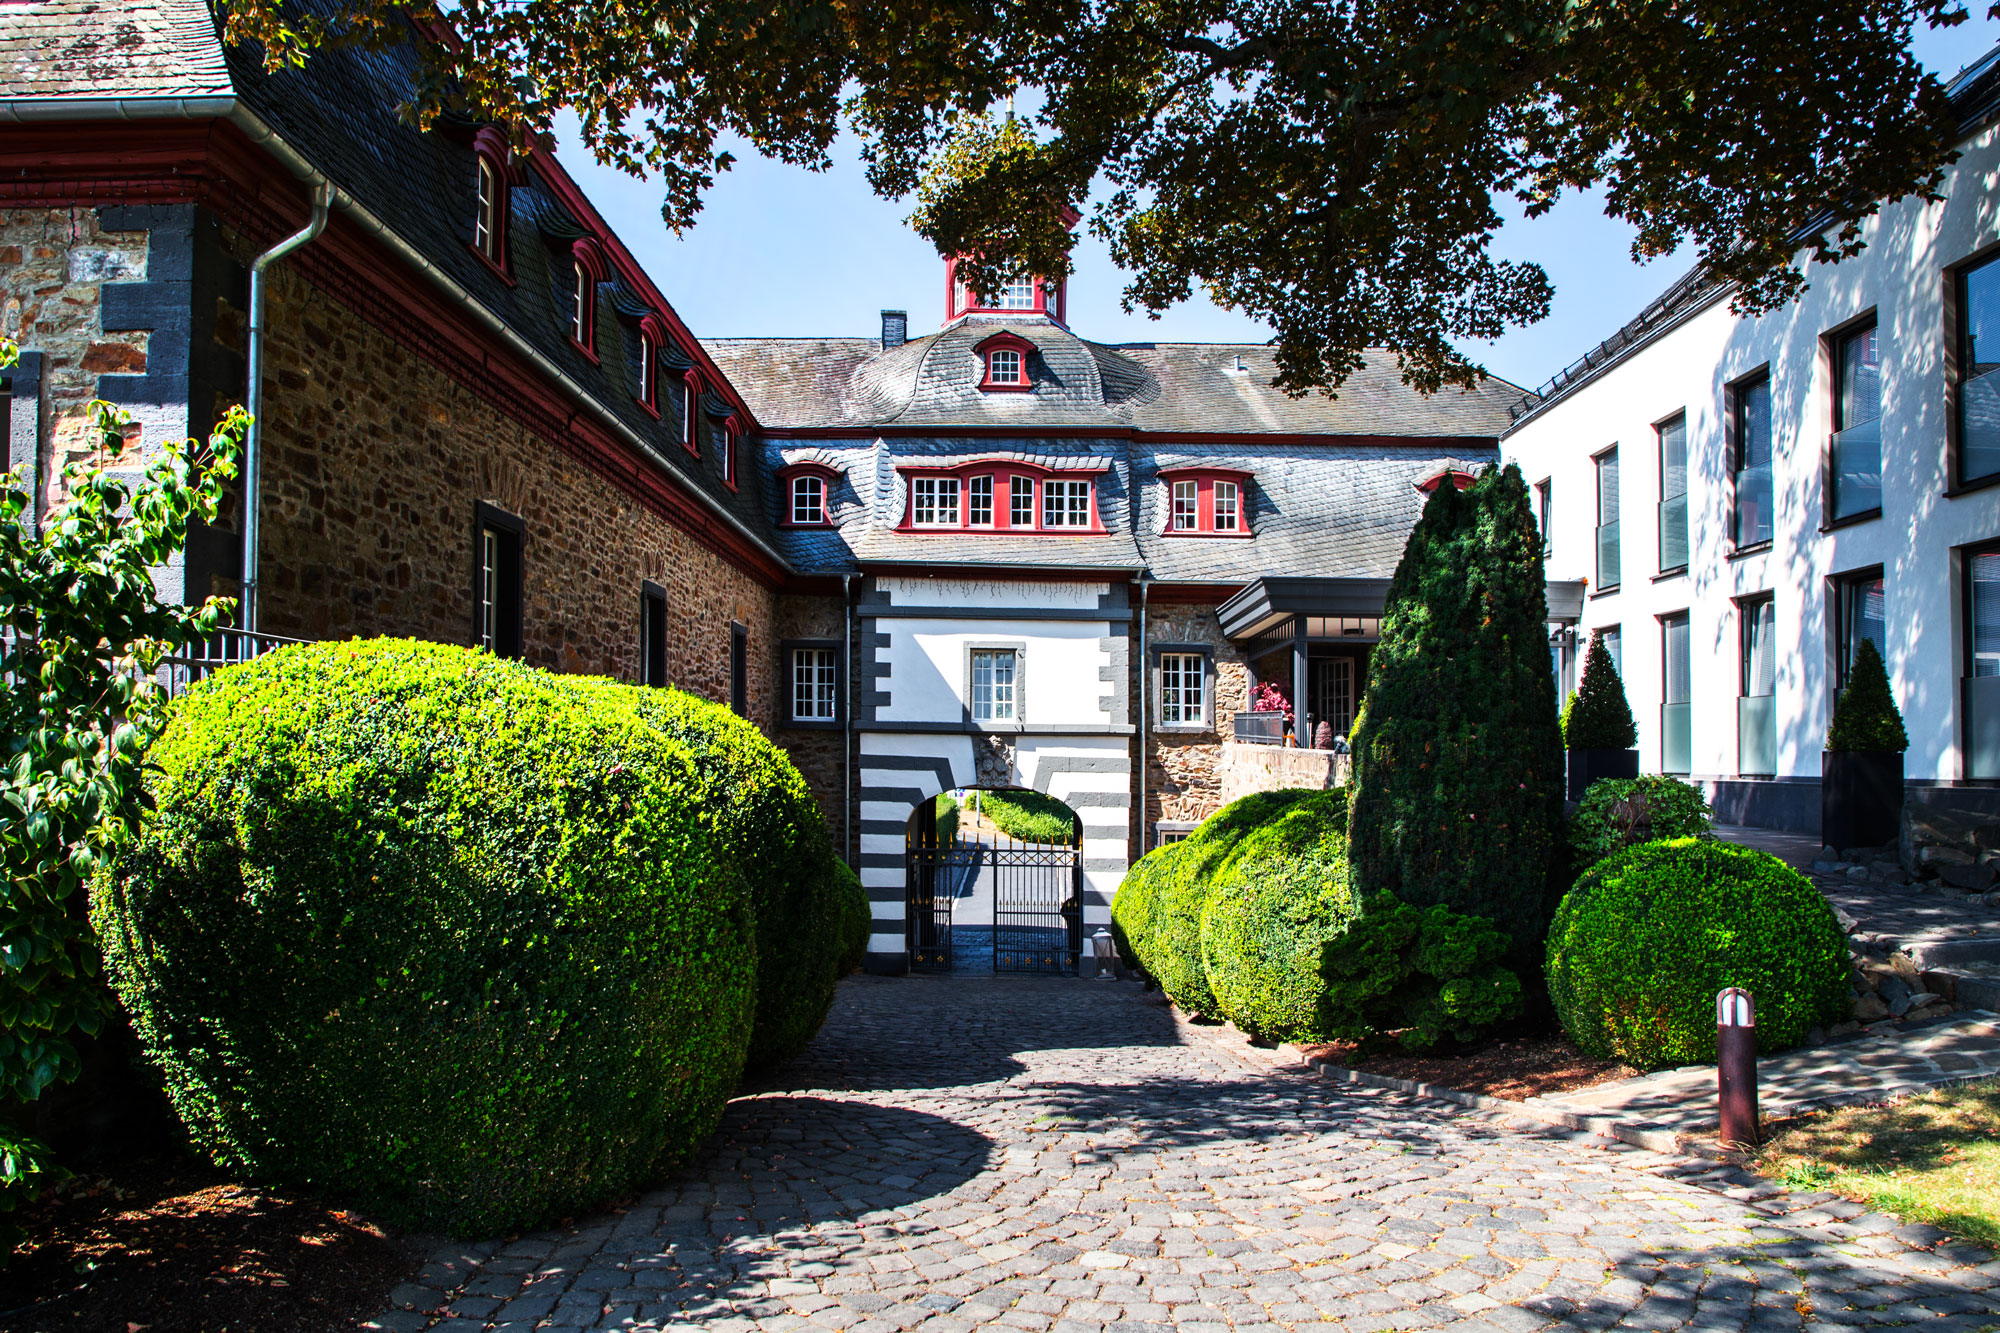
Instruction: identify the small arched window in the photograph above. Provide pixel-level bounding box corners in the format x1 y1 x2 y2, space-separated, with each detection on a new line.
470 127 512 274
792 474 826 524
475 158 499 259
975 331 1035 392
637 328 657 409
988 348 1022 384
681 371 702 453
571 264 592 345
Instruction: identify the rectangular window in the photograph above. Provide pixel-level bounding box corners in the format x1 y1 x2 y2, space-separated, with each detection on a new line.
1160 653 1206 725
683 378 698 452
1535 479 1552 557
912 476 960 526
1739 597 1777 776
1551 626 1577 704
730 622 748 716
1657 414 1688 571
1214 480 1240 531
791 475 825 524
1172 479 1198 530
473 502 524 660
968 474 994 526
1661 612 1691 774
1732 373 1774 548
637 332 656 408
987 348 1023 384
971 649 1017 721
791 646 839 722
1010 475 1035 527
1834 570 1887 689
1968 546 2000 777
1595 447 1620 590
998 277 1036 309
641 582 668 687
1957 255 2000 487
1043 479 1091 528
717 424 734 484
666 377 688 448
572 264 591 346
1831 321 1883 520
475 157 498 258
1600 624 1622 679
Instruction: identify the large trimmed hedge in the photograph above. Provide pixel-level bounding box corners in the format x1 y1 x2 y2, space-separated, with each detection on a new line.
93 639 759 1235
1546 839 1849 1069
610 684 849 1069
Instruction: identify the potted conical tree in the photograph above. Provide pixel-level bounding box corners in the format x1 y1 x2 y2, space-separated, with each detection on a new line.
1823 639 1907 852
1564 631 1639 800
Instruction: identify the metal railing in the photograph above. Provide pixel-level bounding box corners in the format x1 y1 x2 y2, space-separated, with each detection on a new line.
1233 711 1288 745
3 624 308 700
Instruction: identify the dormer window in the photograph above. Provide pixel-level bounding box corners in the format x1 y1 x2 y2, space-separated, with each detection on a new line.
792 475 826 524
718 421 736 486
968 475 995 526
469 127 512 276
475 158 499 259
1159 468 1254 536
571 264 591 344
1011 476 1035 525
912 477 961 526
989 349 1022 384
1172 480 1198 531
894 460 1107 533
975 331 1036 392
681 371 701 453
637 328 657 410
1043 479 1091 527
1215 480 1240 531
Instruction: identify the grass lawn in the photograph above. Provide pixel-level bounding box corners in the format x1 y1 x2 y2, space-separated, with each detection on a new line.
1756 1077 2000 1248
934 792 959 842
977 789 1078 844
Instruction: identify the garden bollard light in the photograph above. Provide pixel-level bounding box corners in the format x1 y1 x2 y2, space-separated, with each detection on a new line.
1717 987 1759 1147
1092 929 1118 980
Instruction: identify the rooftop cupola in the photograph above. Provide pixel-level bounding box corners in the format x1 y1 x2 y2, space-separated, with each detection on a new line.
942 205 1080 329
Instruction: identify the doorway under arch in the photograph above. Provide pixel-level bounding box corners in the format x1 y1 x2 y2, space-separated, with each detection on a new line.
906 787 1083 974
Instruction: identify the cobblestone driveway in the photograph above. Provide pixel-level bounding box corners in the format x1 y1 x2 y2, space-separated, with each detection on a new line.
378 977 2000 1333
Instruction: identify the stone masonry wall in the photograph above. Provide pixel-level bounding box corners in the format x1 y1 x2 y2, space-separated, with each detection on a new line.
246 263 780 728
1142 604 1247 834
774 591 852 856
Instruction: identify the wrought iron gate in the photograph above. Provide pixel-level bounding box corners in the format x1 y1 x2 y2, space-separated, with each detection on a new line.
905 830 1082 975
906 832 979 972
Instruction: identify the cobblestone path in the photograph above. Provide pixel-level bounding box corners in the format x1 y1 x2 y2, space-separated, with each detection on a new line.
377 977 2000 1333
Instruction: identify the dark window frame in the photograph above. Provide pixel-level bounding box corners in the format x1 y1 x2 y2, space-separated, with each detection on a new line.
641 579 669 687
1824 309 1884 529
1727 366 1776 553
1829 564 1887 692
1737 592 1777 698
472 501 526 660
1593 444 1620 592
1946 243 2000 497
1659 609 1692 774
1655 410 1689 575
780 637 845 729
729 621 749 716
1150 641 1216 732
1534 477 1552 558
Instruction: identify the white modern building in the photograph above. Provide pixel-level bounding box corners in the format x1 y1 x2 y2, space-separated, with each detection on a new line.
1503 48 2000 834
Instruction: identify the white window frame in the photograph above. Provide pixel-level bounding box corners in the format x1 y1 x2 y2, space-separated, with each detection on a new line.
478 527 500 651
571 263 591 345
1159 652 1207 727
968 474 994 526
1214 480 1240 531
970 648 1018 721
912 476 961 527
791 646 839 723
475 157 498 258
791 475 826 524
718 423 734 483
998 277 1037 309
1042 478 1091 528
1171 479 1198 530
987 348 1023 384
638 330 656 406
1010 476 1036 527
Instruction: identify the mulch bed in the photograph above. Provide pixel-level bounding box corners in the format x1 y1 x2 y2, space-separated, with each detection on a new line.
1302 1032 1639 1102
0 1157 424 1333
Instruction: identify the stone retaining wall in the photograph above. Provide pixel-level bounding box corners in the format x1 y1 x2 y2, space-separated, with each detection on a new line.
1217 740 1349 804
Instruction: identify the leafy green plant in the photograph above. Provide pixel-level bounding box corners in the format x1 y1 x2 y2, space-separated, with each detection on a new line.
1546 839 1850 1069
1570 775 1714 866
834 857 871 974
1320 893 1524 1052
1 335 247 1240
1347 464 1566 955
94 639 759 1235
978 789 1077 844
1827 639 1908 753
1564 632 1637 749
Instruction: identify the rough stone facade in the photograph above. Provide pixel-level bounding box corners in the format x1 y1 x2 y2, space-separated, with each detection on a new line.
1140 604 1246 835
773 591 852 852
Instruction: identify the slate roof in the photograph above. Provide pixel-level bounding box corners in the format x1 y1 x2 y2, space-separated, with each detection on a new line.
703 316 1522 437
0 0 232 98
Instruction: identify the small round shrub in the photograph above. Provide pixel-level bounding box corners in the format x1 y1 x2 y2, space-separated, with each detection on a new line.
611 684 848 1069
834 858 871 974
1546 839 1849 1069
1570 775 1714 865
1200 790 1357 1041
93 639 756 1235
1110 838 1179 970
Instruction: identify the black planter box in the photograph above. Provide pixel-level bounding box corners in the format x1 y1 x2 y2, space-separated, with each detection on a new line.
1822 750 1905 852
1567 747 1640 801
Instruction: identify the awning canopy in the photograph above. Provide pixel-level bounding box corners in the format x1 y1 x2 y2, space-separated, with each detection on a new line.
1218 574 1587 640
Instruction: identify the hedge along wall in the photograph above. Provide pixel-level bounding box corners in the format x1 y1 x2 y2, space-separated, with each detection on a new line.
93 639 758 1236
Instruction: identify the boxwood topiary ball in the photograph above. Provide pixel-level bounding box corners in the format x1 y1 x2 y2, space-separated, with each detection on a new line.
1546 839 1849 1069
93 638 757 1236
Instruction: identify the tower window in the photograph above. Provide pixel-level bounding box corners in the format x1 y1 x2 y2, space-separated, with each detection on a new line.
998 277 1036 309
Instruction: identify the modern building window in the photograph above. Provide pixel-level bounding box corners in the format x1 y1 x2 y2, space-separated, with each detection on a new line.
1739 596 1778 776
1956 255 2000 487
1535 479 1552 557
1010 476 1035 527
1834 570 1887 689
641 581 668 686
1966 545 2000 777
1732 372 1774 548
1657 414 1688 571
791 474 826 524
791 646 839 722
473 502 524 659
1214 480 1240 531
971 648 1017 721
1831 320 1883 520
1599 624 1622 678
968 474 994 526
1043 479 1091 528
1160 652 1206 726
1550 626 1577 703
475 157 500 260
1594 447 1620 590
986 348 1023 385
1661 612 1691 774
1171 480 1198 530
912 476 960 526
998 277 1037 309
729 622 748 716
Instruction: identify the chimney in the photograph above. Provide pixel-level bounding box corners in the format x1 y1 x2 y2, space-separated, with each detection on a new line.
881 310 908 350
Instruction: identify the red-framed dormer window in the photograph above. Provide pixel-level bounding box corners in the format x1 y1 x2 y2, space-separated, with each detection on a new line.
637 328 659 413
719 421 738 489
976 331 1036 393
470 126 512 278
680 370 702 454
1415 467 1479 495
896 460 1109 533
911 476 962 526
779 463 840 526
1159 467 1254 536
569 239 607 360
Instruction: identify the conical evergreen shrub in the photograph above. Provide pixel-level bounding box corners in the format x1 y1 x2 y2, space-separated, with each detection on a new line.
1826 639 1908 752
1346 465 1566 952
1564 631 1637 748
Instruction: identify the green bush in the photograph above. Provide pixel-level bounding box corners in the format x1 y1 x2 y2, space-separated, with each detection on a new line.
1321 893 1524 1051
93 639 757 1235
1826 639 1908 752
1564 632 1637 749
1199 790 1358 1041
1546 839 1850 1069
1570 775 1714 865
612 684 848 1069
1109 838 1178 969
1347 465 1566 955
979 789 1077 844
834 858 871 974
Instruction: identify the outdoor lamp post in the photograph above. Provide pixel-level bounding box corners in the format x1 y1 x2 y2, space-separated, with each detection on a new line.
1091 929 1117 981
1717 988 1759 1147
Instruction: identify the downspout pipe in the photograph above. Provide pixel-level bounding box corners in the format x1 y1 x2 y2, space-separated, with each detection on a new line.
842 571 854 866
241 180 333 633
1136 574 1150 858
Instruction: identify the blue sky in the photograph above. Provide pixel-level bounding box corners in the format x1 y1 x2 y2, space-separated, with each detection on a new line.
558 18 2000 394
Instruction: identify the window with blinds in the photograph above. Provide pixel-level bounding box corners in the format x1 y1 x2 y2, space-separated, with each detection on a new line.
1733 374 1774 548
1661 612 1691 773
1658 414 1688 571
1595 447 1620 589
1831 322 1882 520
1739 597 1777 776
